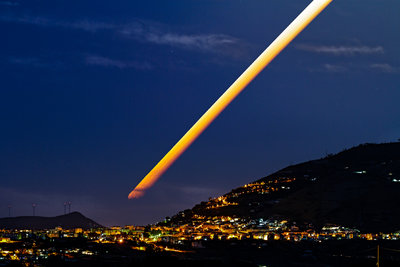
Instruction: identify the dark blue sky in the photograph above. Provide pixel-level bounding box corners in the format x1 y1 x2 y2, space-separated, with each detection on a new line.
1 0 399 226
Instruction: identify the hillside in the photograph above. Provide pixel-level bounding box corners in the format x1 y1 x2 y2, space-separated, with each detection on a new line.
168 142 400 232
0 212 103 230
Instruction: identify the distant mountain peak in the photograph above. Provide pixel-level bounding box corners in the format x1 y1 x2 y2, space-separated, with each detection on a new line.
0 212 103 230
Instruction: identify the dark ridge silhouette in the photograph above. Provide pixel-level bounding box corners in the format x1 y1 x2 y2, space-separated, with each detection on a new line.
168 142 400 233
0 211 103 230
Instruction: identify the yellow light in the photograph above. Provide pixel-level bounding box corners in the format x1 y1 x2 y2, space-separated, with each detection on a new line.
128 0 333 199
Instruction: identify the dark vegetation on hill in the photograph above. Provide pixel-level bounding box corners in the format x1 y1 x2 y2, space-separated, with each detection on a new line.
168 142 400 232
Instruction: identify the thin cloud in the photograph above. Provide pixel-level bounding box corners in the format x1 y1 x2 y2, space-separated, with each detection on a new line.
146 33 237 51
68 20 115 32
323 63 347 73
305 63 348 73
85 55 152 70
0 14 53 27
9 57 51 67
369 63 397 73
0 14 245 58
120 22 242 56
1 14 242 53
0 14 115 32
307 62 399 74
0 1 19 6
295 44 384 56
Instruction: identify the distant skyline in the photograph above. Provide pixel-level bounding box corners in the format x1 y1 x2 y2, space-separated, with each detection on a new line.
1 0 399 226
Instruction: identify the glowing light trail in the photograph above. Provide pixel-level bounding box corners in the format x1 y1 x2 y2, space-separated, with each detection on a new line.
129 0 332 199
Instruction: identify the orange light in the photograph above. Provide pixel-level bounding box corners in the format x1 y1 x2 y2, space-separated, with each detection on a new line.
129 0 333 199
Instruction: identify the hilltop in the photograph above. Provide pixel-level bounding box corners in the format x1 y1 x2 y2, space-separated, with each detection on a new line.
167 142 400 232
0 212 103 230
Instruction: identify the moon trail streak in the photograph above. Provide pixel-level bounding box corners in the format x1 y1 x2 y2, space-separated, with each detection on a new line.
129 0 333 199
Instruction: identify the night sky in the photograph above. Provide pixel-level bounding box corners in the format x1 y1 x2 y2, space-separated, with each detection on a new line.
1 0 399 226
